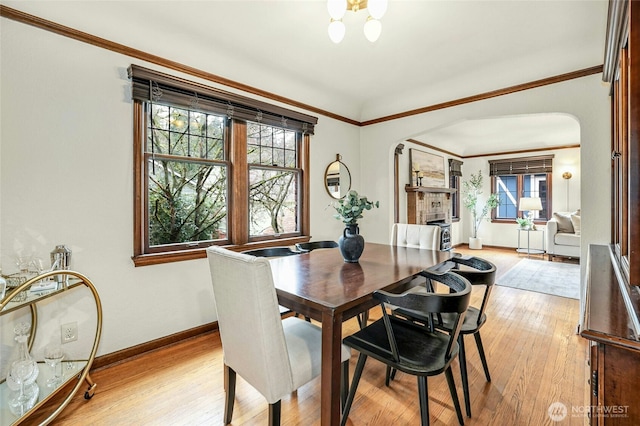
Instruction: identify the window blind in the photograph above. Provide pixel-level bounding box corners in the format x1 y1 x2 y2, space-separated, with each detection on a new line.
489 155 554 176
128 65 317 134
448 159 463 177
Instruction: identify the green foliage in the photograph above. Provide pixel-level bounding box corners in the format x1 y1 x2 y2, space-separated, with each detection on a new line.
516 217 531 228
462 170 500 238
331 190 380 225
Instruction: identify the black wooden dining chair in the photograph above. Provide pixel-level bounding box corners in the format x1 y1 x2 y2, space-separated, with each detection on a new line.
391 255 496 418
295 240 338 252
433 255 496 418
340 270 472 426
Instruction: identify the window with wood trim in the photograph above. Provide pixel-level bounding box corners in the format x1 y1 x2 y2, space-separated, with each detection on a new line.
129 65 316 265
489 155 553 222
448 159 462 220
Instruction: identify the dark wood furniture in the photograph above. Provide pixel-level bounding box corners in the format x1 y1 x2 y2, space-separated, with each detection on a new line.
295 240 339 252
581 244 640 425
434 255 497 418
341 270 471 426
268 242 454 426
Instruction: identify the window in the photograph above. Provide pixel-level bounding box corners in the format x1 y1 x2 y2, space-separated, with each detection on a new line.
489 155 553 222
130 65 316 265
247 122 300 238
448 159 462 221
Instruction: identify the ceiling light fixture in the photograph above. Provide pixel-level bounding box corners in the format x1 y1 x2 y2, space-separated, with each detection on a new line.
327 0 388 44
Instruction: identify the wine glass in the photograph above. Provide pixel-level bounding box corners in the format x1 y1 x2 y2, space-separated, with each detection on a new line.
10 359 36 406
44 343 65 387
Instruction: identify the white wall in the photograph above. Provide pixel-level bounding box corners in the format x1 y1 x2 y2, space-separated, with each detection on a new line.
0 20 360 356
1 17 611 357
358 75 610 287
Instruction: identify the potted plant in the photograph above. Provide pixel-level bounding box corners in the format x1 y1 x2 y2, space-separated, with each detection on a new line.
331 190 379 262
516 217 531 230
462 171 499 249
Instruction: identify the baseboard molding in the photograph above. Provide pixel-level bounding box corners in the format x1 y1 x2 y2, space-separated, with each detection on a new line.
91 322 218 371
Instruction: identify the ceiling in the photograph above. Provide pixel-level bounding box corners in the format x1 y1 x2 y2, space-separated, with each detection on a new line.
2 1 608 155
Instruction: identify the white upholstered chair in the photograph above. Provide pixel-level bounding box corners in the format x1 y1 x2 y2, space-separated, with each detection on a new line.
391 223 441 250
207 246 351 425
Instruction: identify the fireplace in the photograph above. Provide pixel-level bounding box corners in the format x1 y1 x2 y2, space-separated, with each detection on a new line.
427 220 452 251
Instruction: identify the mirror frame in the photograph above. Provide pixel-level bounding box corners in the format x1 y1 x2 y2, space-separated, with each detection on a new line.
324 154 352 199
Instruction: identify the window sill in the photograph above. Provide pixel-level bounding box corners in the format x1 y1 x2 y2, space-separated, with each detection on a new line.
132 236 311 267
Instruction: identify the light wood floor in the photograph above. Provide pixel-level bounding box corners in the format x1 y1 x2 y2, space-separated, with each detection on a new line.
48 246 587 425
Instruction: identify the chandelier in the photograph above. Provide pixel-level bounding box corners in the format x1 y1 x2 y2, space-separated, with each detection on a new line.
327 0 388 44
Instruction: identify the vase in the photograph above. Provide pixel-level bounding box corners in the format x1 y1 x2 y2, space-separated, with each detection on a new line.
338 224 365 263
469 237 483 250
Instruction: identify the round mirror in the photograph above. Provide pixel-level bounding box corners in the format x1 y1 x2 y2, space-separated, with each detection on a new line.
325 155 352 199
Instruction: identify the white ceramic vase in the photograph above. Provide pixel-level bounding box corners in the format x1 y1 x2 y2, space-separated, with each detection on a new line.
469 237 483 250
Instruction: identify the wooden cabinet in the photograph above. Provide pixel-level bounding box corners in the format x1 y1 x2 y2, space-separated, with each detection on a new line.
0 270 102 425
581 245 640 425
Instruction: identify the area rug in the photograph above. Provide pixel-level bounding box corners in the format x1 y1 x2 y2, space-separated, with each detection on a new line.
497 258 580 299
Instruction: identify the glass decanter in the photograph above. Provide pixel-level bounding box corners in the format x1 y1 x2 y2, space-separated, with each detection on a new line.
6 322 40 416
6 322 39 390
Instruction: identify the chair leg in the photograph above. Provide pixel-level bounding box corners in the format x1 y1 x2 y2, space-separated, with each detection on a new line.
357 309 370 329
341 354 368 426
223 364 236 424
385 366 398 386
341 360 349 410
445 366 464 426
417 376 430 426
268 401 281 426
474 332 491 382
458 335 471 417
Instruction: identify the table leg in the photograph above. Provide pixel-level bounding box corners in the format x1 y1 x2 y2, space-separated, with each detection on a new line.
321 309 343 426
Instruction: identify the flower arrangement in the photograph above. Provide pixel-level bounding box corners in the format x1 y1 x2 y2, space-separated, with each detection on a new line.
516 217 532 229
331 190 379 226
462 170 500 239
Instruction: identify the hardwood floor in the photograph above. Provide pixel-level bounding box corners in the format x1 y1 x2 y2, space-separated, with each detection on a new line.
48 246 588 425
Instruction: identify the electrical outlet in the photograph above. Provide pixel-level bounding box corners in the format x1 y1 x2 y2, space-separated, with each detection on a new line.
61 322 78 344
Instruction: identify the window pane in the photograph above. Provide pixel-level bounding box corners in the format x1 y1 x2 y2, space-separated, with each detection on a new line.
524 173 548 219
247 121 297 167
149 105 225 160
148 158 227 246
249 168 299 236
496 175 518 218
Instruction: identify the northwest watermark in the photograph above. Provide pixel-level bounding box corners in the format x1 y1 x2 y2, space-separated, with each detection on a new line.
548 402 629 421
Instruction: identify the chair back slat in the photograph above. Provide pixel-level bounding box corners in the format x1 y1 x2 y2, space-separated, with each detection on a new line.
450 255 497 326
374 270 471 360
207 246 294 402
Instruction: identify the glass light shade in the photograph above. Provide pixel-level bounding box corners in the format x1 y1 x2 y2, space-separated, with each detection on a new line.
518 197 543 211
328 19 346 44
327 0 347 20
363 17 382 42
367 0 388 20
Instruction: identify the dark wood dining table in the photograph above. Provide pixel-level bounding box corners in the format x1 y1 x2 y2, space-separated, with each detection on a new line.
268 242 455 425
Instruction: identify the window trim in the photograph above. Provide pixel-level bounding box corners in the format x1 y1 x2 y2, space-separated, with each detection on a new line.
130 67 314 266
490 173 553 224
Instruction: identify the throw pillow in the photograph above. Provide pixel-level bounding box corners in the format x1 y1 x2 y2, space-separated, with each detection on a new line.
553 212 575 233
571 214 581 235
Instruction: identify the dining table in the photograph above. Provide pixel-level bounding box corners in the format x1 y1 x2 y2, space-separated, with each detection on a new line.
268 242 456 425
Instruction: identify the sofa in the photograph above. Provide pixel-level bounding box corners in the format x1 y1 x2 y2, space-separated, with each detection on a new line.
546 211 580 261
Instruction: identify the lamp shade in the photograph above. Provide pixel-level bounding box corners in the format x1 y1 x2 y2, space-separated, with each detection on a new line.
367 0 388 20
327 0 347 20
518 197 543 211
328 19 346 43
363 17 382 42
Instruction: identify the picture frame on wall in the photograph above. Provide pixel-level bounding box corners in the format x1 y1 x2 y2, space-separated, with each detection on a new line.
410 149 446 187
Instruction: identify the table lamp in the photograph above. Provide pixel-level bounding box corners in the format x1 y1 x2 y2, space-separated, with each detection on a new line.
518 197 543 229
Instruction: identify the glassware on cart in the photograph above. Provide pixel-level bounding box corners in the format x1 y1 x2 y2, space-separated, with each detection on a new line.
44 343 65 387
6 322 40 415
